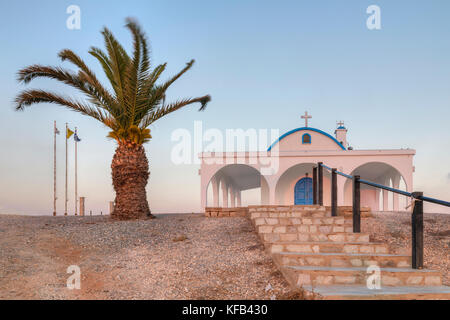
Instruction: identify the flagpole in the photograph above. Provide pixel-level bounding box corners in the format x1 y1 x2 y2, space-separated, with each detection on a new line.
53 121 57 216
65 122 68 216
75 127 78 216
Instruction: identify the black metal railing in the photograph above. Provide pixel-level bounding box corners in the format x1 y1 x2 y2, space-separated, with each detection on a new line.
313 162 450 269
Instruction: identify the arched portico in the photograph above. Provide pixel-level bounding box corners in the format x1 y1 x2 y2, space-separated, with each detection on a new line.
343 162 409 212
274 163 332 205
205 164 267 208
199 120 415 212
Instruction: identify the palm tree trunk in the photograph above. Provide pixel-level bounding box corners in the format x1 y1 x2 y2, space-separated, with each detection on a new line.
111 142 153 220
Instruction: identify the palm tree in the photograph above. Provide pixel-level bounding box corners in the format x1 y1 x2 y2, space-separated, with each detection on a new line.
15 18 211 220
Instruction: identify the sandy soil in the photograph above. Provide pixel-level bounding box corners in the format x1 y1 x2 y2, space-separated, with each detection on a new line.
0 214 299 300
0 211 448 300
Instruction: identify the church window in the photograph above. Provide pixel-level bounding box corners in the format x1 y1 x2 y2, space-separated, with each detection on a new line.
302 133 311 144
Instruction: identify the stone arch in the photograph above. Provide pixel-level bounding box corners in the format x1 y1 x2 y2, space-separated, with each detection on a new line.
343 161 408 212
274 162 331 205
206 164 266 207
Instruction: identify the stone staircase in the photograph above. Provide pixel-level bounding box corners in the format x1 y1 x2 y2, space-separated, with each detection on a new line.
249 205 450 300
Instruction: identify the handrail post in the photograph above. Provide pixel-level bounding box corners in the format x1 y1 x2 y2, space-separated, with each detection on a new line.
411 192 423 269
313 167 318 205
331 168 337 217
352 175 360 233
318 162 323 206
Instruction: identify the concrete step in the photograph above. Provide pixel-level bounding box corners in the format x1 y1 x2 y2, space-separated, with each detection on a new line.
256 224 353 234
252 217 351 228
286 265 443 287
249 205 326 213
268 242 390 254
274 252 411 268
249 204 448 299
248 205 332 219
302 285 450 300
261 232 370 244
250 210 332 219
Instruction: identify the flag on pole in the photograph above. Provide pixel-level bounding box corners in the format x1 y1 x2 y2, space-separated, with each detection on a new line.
53 121 58 216
66 128 74 139
74 128 80 216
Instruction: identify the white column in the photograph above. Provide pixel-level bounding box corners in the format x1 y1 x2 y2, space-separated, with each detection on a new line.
337 175 346 206
260 177 269 205
392 175 400 212
236 190 242 207
221 179 228 208
212 177 220 207
269 187 276 205
230 186 236 208
405 172 413 212
375 189 380 211
383 189 389 211
200 172 208 210
263 175 278 205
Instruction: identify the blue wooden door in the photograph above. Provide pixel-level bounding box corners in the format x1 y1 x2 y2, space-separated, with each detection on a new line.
294 177 313 205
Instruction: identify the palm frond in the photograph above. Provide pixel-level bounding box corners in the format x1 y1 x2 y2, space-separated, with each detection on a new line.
17 65 113 113
126 18 151 112
58 49 119 114
160 59 195 92
15 89 114 126
100 27 130 106
15 18 211 145
136 63 167 114
134 60 195 123
88 47 115 85
140 95 211 128
123 18 144 126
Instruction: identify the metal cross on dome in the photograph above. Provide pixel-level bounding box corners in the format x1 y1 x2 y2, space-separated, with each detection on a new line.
337 120 345 127
301 111 312 127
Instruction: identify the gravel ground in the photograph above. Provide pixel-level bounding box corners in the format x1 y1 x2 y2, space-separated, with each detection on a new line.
0 214 300 300
1 211 448 300
362 211 449 285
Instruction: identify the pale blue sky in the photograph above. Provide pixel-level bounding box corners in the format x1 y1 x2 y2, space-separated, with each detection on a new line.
0 0 449 214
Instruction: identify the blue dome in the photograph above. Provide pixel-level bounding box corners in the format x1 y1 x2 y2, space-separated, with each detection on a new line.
337 126 346 130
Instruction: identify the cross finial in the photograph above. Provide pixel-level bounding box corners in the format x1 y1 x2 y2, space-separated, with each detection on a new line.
301 111 312 127
337 120 345 127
